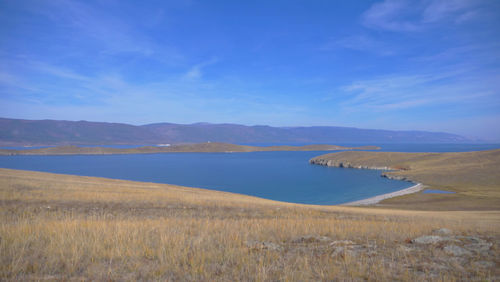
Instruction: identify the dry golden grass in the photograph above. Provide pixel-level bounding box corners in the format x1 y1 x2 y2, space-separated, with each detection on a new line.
1 168 499 281
311 149 500 210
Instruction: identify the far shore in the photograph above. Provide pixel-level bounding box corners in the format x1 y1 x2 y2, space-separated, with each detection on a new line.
0 142 380 156
341 183 424 206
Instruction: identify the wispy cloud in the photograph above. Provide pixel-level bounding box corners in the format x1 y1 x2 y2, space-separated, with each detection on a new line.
454 10 480 23
362 0 421 32
338 66 499 112
0 54 299 125
184 58 219 80
411 43 500 67
323 34 396 56
19 0 185 63
422 0 478 23
27 61 89 81
0 62 310 126
362 0 481 32
0 71 40 92
28 0 147 55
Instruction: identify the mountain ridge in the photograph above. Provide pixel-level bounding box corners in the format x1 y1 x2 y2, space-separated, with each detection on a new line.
0 117 471 146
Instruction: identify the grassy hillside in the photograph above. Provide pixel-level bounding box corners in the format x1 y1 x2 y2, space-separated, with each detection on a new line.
1 168 499 280
310 149 500 210
0 142 380 155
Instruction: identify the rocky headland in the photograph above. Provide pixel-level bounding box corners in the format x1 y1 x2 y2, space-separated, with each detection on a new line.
309 149 500 210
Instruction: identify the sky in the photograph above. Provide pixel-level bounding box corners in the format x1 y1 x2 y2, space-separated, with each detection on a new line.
0 0 499 140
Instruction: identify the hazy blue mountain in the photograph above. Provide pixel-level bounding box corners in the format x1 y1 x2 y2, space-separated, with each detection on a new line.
0 118 159 145
0 118 471 146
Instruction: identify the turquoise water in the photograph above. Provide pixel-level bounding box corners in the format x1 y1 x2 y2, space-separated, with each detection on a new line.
0 151 412 205
423 189 455 194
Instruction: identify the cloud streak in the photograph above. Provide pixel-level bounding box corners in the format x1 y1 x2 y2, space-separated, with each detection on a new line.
184 58 219 80
339 69 499 112
322 34 396 56
362 0 481 32
35 0 155 55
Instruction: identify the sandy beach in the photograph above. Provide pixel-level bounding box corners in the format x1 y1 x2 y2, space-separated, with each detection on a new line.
342 183 424 206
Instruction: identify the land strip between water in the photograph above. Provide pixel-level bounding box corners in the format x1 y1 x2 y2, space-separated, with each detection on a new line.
342 183 424 206
0 142 379 155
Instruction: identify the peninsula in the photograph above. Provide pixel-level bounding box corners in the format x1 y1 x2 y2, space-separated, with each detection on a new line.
310 149 500 210
0 142 380 155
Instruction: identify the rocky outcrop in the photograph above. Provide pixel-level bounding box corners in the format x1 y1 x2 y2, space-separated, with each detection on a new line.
411 235 452 244
245 231 498 279
380 173 411 181
310 155 417 184
245 240 282 251
309 158 390 170
291 235 332 244
433 228 453 236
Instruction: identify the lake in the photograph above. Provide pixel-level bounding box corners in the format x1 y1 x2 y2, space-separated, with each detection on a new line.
1 144 499 205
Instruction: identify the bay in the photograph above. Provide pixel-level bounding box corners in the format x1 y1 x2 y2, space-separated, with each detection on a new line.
1 144 498 205
0 150 411 205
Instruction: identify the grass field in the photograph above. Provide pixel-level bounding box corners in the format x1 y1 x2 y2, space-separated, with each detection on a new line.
1 168 499 281
310 149 500 210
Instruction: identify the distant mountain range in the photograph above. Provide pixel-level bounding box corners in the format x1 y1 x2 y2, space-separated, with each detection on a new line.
0 117 471 146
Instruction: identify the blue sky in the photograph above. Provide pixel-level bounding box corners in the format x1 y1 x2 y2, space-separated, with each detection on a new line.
1 0 499 140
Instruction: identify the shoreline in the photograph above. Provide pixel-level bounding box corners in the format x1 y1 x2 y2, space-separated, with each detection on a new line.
341 183 424 206
0 143 381 156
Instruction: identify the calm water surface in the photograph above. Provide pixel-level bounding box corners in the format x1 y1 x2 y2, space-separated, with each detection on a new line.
423 189 456 194
0 151 412 205
1 144 498 205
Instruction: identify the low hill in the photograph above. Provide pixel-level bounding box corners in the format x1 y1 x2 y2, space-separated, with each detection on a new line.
0 117 470 146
